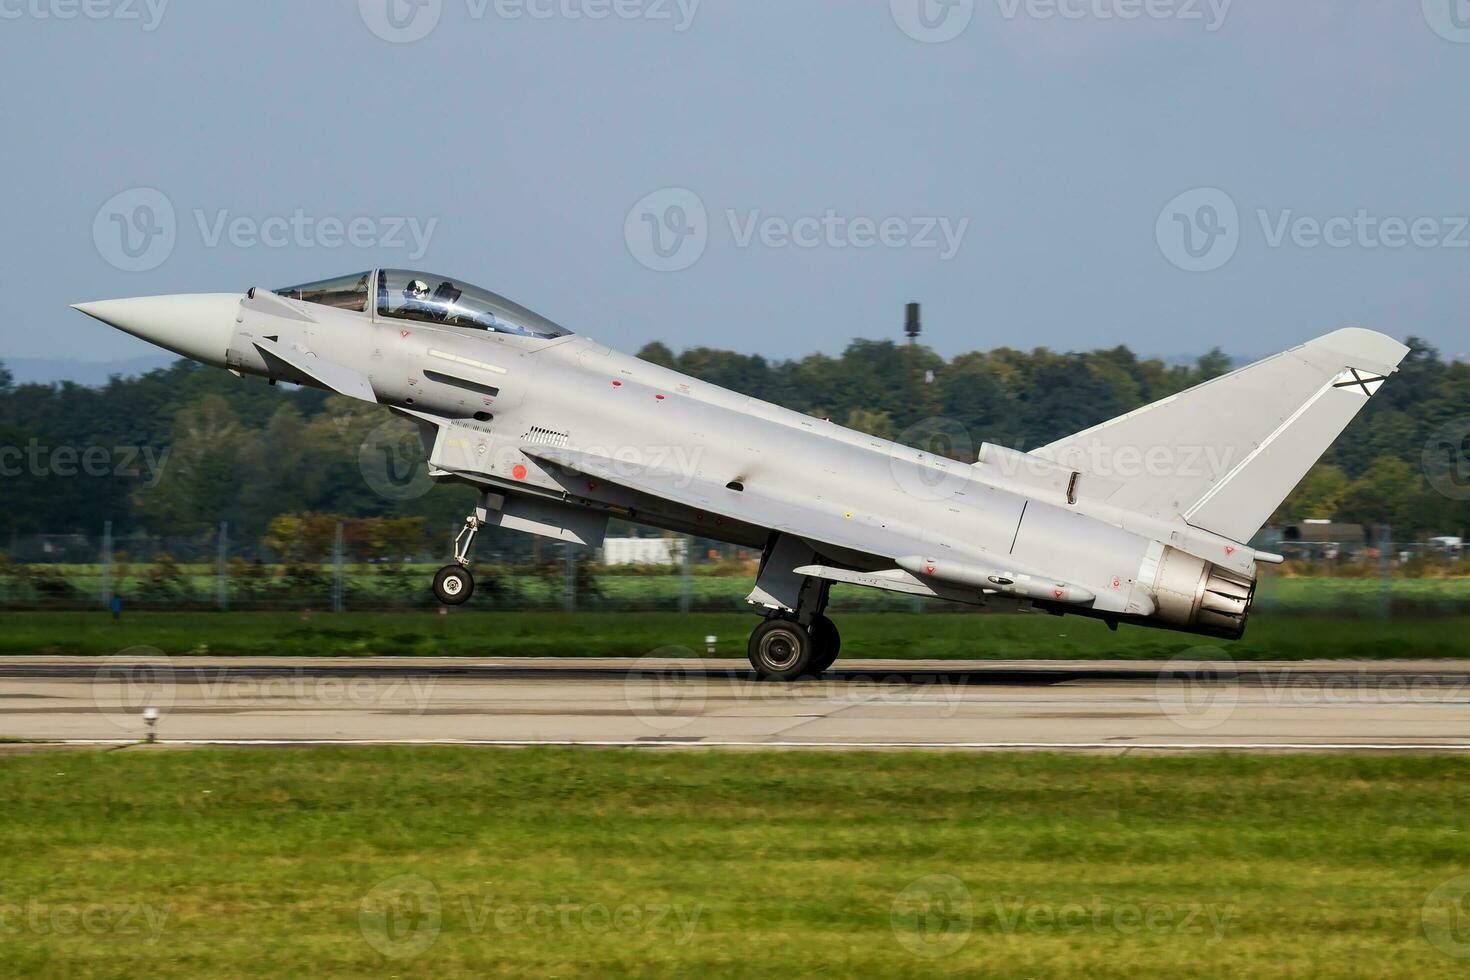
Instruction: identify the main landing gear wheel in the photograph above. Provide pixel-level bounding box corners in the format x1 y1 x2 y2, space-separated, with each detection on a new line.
748 617 815 681
433 565 474 605
808 615 841 674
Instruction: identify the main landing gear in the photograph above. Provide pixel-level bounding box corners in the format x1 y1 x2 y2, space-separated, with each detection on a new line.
744 534 843 681
747 613 841 681
432 506 484 605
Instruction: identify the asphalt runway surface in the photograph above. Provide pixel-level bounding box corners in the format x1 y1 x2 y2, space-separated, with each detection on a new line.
3 656 1470 753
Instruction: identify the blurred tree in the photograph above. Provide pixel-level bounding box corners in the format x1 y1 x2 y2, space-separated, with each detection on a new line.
1271 464 1349 525
843 409 896 440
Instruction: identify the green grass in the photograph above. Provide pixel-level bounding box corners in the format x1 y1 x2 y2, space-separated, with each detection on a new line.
0 749 1468 977
0 609 1466 660
9 566 1470 614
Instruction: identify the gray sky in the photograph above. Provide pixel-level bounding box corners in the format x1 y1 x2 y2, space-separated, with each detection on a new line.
5 0 1469 368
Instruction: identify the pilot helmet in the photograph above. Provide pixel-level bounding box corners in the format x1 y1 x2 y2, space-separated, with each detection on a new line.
404 279 430 301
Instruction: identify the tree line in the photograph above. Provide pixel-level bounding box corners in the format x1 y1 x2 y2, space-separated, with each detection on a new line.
0 333 1465 550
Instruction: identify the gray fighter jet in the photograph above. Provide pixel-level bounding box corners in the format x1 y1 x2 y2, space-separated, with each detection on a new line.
74 270 1408 679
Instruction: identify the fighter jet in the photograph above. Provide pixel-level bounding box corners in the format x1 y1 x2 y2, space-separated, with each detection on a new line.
74 270 1408 679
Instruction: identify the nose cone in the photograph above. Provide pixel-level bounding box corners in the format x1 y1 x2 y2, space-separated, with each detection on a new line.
72 293 242 368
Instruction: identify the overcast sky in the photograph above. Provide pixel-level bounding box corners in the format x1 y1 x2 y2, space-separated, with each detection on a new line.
4 0 1469 369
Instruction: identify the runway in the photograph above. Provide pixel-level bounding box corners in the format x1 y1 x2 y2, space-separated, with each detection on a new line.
3 656 1470 753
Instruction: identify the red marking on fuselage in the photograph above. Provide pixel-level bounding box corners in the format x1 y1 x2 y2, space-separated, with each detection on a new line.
512 464 528 480
1053 589 1065 599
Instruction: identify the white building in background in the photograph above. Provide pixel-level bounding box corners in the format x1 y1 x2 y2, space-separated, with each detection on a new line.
602 537 688 566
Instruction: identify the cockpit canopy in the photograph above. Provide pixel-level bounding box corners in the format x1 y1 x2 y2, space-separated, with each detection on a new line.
273 270 572 340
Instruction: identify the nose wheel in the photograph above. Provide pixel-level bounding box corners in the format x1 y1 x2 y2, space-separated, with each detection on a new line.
433 564 474 605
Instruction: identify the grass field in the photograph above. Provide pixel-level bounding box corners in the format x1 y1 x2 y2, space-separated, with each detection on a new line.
7 566 1470 614
1 748 1467 977
0 608 1466 660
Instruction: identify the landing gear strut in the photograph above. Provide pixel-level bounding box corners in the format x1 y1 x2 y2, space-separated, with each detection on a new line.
746 555 842 680
433 503 485 606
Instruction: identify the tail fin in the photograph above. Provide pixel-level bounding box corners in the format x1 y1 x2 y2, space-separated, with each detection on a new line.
1031 328 1410 543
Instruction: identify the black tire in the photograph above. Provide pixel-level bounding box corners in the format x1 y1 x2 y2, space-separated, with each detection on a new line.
433 565 474 605
748 617 815 681
809 615 841 674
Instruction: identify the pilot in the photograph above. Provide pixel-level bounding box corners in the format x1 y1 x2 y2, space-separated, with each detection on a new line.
400 279 433 319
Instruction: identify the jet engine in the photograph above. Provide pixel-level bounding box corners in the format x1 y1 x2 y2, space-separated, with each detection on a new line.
1146 547 1256 640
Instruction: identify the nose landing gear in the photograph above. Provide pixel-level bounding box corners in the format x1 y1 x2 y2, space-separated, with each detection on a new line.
432 506 484 606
